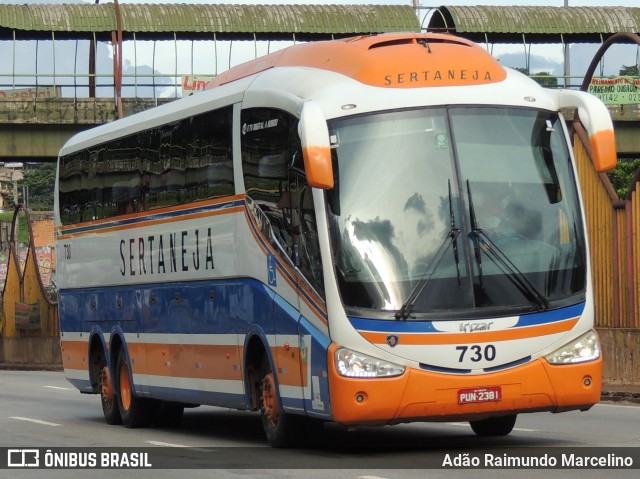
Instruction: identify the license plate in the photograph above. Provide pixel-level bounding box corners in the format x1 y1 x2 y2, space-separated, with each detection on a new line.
458 386 502 404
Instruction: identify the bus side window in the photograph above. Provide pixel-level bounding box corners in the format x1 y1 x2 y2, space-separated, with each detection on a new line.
58 106 234 226
241 107 324 297
296 181 324 296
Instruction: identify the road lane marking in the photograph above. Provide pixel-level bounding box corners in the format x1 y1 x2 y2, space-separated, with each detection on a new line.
10 417 61 427
597 402 640 409
145 440 210 452
44 386 73 391
446 422 537 432
146 441 189 448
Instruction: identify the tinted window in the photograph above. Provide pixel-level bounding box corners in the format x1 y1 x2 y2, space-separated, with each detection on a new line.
241 108 324 296
58 106 233 225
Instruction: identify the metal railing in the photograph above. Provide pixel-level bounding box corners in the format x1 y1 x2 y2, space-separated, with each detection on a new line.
0 72 218 102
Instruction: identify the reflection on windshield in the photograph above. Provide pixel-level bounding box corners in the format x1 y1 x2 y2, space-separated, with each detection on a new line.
327 107 586 319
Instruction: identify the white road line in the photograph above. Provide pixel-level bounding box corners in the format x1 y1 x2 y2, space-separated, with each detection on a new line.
10 417 61 427
146 440 189 448
145 441 210 452
44 386 73 391
446 422 537 432
597 402 640 409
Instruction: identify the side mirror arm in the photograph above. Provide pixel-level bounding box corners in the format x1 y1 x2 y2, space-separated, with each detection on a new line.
298 101 334 189
557 89 617 172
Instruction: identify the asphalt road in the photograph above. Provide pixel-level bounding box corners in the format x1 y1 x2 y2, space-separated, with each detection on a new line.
0 370 638 479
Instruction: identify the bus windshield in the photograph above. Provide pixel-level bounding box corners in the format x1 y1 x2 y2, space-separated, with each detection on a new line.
327 107 586 319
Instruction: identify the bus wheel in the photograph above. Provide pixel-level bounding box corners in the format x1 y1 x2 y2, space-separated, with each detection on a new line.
99 365 122 425
469 414 517 437
259 361 302 447
116 350 152 428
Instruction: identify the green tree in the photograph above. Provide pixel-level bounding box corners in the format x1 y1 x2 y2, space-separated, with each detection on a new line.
606 158 640 199
513 67 558 87
531 71 558 88
18 163 56 211
619 65 639 76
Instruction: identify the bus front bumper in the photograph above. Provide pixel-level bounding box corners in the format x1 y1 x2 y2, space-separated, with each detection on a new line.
327 344 602 425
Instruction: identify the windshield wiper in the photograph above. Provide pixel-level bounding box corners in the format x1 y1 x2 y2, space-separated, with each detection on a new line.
466 180 550 312
466 180 484 291
395 181 460 320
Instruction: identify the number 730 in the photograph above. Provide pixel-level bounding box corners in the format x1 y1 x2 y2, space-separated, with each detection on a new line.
456 344 496 362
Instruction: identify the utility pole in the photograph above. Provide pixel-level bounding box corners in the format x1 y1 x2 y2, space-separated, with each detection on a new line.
564 0 571 87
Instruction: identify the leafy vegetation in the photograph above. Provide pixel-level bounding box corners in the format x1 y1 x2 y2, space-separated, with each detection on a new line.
514 67 559 87
607 158 640 199
619 65 639 76
15 163 56 212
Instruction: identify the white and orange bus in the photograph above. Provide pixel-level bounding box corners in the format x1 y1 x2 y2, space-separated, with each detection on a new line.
55 33 616 447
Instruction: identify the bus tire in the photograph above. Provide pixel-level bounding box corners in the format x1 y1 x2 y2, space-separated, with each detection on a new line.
99 364 122 425
469 414 517 437
115 350 152 428
259 359 304 448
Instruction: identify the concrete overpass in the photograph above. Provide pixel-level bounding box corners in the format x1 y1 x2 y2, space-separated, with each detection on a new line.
0 3 639 163
1 90 638 163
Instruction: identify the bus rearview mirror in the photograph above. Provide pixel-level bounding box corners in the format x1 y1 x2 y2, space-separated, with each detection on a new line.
556 90 617 173
298 101 334 189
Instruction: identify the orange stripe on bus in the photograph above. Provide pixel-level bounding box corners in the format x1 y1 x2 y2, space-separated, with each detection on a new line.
357 317 579 346
60 340 88 371
129 343 244 381
57 195 244 234
58 206 243 240
273 345 307 388
126 341 307 388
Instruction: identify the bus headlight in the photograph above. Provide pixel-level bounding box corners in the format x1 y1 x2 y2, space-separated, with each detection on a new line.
545 330 600 365
335 347 405 378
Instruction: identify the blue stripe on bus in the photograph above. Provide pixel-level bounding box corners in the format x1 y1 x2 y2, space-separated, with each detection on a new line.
348 302 586 333
60 277 290 336
514 302 585 327
59 276 331 416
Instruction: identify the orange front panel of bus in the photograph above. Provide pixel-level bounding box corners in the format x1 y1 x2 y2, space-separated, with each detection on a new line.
327 344 601 425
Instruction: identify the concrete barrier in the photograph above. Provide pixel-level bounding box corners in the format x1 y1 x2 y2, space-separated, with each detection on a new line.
0 337 62 370
598 328 640 387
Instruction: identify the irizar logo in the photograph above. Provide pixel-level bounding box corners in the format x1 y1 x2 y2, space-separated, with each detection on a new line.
459 321 493 332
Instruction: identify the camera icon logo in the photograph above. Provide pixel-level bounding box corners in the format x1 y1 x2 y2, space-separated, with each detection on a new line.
7 449 40 468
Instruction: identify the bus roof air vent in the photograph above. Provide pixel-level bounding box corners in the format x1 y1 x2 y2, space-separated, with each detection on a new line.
367 35 473 51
